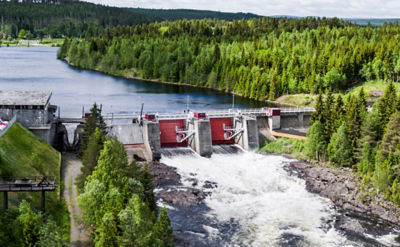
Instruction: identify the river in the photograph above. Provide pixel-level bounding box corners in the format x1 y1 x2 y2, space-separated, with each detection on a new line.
0 47 263 117
161 151 400 247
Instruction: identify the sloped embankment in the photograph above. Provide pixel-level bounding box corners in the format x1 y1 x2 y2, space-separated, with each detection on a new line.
0 122 63 210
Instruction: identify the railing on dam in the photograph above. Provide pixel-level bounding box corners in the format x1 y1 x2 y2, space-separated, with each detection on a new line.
0 115 17 138
57 107 315 123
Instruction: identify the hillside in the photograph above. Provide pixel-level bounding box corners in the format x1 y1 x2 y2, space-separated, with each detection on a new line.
0 0 151 38
0 122 69 245
127 8 261 21
0 122 60 179
0 1 262 38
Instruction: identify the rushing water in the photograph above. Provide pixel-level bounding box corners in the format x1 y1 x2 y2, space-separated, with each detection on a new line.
0 47 264 117
161 151 400 247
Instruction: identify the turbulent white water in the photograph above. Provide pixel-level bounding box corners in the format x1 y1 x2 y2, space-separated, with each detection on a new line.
161 150 399 247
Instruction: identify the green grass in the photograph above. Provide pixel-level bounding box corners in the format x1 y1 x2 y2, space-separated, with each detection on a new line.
0 122 69 241
276 80 400 107
0 38 63 47
260 137 306 158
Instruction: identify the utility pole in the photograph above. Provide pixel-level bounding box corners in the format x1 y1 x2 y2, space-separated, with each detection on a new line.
232 92 235 109
186 95 190 112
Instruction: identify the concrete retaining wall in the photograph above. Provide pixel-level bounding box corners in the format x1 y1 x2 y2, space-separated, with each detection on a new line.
143 121 161 161
188 119 212 157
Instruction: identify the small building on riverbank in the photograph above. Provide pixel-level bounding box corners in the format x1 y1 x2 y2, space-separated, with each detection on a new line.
0 91 58 145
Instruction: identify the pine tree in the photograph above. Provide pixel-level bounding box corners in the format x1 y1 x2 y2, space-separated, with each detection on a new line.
345 95 362 153
331 94 345 132
154 207 174 247
311 93 324 124
377 82 398 137
379 112 400 159
77 128 105 193
323 89 335 138
327 122 352 166
81 103 106 155
305 121 327 160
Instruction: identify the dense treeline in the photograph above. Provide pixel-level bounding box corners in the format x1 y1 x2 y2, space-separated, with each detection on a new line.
127 8 260 22
76 104 174 246
0 1 262 38
306 83 400 205
0 200 65 246
58 17 400 100
0 0 151 38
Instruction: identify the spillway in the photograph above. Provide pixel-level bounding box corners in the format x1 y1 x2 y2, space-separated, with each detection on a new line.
160 150 400 246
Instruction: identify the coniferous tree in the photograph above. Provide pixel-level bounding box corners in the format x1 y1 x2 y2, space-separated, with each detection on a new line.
305 121 327 160
311 93 324 124
154 207 174 246
81 103 106 155
327 122 352 166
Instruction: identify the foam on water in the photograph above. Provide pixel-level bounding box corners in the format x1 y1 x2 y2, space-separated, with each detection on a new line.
161 151 386 246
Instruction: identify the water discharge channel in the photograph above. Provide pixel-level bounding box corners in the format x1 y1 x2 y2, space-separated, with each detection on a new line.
161 150 400 246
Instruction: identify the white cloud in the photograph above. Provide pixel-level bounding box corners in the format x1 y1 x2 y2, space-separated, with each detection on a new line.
82 0 400 18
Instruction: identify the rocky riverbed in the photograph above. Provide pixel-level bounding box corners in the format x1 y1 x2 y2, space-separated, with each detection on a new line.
147 155 400 246
148 161 236 246
287 161 400 244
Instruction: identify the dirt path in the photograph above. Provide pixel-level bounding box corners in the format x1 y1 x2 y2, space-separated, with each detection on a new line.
63 153 89 246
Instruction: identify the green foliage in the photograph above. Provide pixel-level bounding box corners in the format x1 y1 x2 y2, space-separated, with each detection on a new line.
17 200 42 247
154 207 174 246
78 137 173 246
0 122 68 246
305 121 327 160
58 17 371 99
327 123 352 166
81 103 106 155
260 138 305 156
76 128 105 193
37 219 64 247
379 112 400 159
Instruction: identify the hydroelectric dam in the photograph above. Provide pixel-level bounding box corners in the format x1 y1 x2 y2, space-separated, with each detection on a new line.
62 107 314 161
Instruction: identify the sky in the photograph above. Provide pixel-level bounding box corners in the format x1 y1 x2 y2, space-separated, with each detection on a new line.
82 0 400 18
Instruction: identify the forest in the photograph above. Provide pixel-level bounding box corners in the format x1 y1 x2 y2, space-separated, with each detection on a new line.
58 17 400 100
75 104 174 246
305 83 400 205
0 0 259 38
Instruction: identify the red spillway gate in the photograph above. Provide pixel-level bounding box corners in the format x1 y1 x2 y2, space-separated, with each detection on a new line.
209 117 235 145
159 119 187 147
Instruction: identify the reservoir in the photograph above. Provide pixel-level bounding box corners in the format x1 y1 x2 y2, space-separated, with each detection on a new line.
0 47 264 117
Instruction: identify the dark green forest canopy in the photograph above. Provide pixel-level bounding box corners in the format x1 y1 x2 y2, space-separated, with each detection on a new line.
126 8 261 21
0 0 151 37
59 17 400 100
0 0 264 38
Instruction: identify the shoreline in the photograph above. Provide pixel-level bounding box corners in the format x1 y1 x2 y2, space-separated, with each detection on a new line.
61 57 297 107
285 159 400 226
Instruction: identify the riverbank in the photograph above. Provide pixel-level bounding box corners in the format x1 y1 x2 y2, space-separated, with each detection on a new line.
1 38 63 47
287 161 400 228
61 57 280 107
149 151 400 246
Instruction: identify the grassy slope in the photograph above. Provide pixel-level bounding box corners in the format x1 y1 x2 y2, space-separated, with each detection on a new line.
276 80 400 107
0 122 69 240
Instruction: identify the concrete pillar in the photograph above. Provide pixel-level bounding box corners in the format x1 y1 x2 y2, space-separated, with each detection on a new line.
242 117 259 150
188 119 212 157
297 112 304 127
41 191 45 214
143 121 161 161
268 115 281 130
3 192 7 211
235 116 259 150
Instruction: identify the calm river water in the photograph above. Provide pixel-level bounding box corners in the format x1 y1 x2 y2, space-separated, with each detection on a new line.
0 47 263 117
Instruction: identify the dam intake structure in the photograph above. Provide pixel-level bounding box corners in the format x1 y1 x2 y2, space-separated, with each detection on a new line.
135 107 314 161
